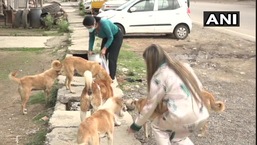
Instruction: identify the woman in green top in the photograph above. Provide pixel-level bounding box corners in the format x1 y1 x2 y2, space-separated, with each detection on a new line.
82 15 123 81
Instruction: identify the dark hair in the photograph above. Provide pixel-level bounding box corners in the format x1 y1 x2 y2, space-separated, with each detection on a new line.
82 15 101 27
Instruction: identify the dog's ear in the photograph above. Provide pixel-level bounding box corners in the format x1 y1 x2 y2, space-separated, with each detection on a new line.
52 60 62 70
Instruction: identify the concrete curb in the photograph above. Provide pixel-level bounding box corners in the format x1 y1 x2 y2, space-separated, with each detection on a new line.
45 2 141 145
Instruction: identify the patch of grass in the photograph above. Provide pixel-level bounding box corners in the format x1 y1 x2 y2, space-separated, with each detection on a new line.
0 28 57 36
29 92 46 105
0 48 44 52
118 49 145 76
26 83 60 145
117 46 146 88
26 128 47 145
29 83 59 107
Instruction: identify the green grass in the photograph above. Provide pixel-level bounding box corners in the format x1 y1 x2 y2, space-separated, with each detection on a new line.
117 45 146 87
29 92 46 105
26 128 47 145
0 48 45 52
26 83 59 145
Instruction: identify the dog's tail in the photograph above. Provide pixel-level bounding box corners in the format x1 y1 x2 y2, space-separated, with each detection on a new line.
8 71 21 84
201 90 225 112
84 70 93 93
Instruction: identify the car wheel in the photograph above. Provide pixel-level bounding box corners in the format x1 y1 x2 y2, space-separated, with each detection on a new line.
173 24 189 40
115 24 125 35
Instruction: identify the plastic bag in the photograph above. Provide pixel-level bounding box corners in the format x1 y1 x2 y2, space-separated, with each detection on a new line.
100 55 110 74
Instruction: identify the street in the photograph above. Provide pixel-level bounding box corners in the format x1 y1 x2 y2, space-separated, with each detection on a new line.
190 1 256 41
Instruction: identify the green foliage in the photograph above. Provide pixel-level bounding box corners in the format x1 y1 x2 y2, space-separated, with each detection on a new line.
26 128 47 145
29 92 46 105
29 82 58 108
57 19 70 33
78 2 86 16
43 14 54 30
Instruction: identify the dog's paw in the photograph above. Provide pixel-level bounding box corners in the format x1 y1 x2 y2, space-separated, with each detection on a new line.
23 109 28 115
114 121 122 126
70 90 76 94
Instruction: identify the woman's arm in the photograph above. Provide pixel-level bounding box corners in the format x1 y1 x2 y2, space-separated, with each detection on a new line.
88 32 95 51
131 72 166 130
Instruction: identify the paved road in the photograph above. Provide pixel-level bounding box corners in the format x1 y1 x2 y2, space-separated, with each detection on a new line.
190 1 255 41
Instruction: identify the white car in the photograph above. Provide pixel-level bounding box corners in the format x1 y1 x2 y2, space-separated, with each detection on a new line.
99 0 128 13
97 0 192 39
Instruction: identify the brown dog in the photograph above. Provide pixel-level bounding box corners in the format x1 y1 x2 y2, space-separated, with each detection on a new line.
198 89 225 136
61 56 112 93
8 60 62 115
77 97 126 145
80 71 114 122
126 97 167 138
128 90 225 138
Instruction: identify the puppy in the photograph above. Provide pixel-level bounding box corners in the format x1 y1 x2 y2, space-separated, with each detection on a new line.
77 97 126 145
128 90 225 138
61 56 112 93
127 97 168 138
80 71 114 122
8 60 62 115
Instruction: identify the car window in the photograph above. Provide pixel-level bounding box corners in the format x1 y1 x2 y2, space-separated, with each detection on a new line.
158 0 180 11
116 0 136 11
130 0 154 12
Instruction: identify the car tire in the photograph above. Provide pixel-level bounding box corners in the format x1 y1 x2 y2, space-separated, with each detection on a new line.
173 24 189 40
115 24 125 35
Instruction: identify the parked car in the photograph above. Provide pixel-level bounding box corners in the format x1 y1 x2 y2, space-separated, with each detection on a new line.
97 0 192 39
99 0 128 13
84 0 92 14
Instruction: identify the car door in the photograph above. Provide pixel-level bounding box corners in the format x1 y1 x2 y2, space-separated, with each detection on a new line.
154 0 182 33
124 0 155 33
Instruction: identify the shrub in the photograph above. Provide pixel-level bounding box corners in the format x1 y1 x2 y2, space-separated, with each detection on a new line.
56 19 70 33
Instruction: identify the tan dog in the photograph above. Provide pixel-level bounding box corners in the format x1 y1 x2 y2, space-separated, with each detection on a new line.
8 60 62 115
61 56 112 93
77 97 126 145
80 71 114 122
198 89 225 136
128 90 225 138
126 97 167 138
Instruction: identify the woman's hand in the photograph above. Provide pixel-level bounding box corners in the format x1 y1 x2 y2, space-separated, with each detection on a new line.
101 47 107 56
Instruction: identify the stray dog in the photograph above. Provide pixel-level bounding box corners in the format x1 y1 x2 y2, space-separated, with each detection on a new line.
198 89 225 136
127 90 225 138
126 97 168 138
77 97 126 145
61 56 112 93
8 60 62 115
80 71 114 122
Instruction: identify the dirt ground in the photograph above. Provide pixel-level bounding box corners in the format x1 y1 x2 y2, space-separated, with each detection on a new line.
0 11 255 145
122 24 256 145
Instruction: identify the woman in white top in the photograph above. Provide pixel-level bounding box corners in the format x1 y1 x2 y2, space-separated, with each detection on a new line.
128 44 209 145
